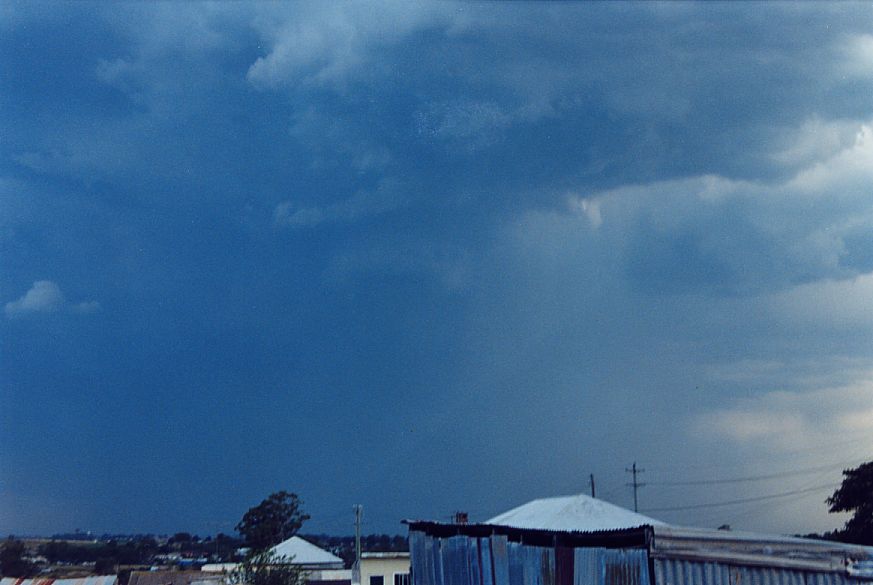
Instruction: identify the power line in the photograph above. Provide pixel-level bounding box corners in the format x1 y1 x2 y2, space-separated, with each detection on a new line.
699 480 833 527
648 459 866 487
646 434 873 475
642 483 836 513
626 462 645 512
688 469 840 527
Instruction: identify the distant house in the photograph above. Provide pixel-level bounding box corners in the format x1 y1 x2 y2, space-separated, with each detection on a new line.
271 537 345 571
407 493 873 585
201 536 349 585
358 552 409 585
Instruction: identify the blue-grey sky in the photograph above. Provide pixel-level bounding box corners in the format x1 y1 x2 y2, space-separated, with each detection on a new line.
3 2 873 537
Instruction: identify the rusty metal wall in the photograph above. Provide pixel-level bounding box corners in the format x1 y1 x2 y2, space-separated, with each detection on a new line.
410 532 869 585
409 533 647 585
574 549 649 585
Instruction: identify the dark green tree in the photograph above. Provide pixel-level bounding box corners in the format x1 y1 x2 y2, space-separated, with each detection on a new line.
1 538 36 577
227 550 306 585
95 557 117 575
827 461 873 545
236 491 310 551
169 533 192 545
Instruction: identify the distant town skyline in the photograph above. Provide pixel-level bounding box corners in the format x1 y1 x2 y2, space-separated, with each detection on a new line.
2 2 873 537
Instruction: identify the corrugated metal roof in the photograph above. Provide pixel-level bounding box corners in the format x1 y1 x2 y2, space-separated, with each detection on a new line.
487 495 666 533
652 557 860 585
1 577 117 585
360 552 409 559
128 571 224 585
650 526 873 573
271 536 344 567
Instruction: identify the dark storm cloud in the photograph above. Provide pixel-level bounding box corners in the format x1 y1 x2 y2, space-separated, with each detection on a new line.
2 2 873 537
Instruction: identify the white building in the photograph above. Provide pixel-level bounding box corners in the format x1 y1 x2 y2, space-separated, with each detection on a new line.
359 552 409 585
202 536 349 585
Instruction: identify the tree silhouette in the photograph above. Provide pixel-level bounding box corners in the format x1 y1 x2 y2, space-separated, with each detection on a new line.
236 491 310 551
1 538 36 578
827 461 873 545
228 550 306 585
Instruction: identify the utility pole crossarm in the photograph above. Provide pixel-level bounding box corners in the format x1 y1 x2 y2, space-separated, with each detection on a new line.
625 462 646 512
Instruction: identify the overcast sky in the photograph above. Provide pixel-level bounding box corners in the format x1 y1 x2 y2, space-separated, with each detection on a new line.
3 2 873 538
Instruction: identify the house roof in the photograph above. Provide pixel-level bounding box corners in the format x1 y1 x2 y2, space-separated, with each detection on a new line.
486 493 666 532
650 524 873 573
361 552 410 559
2 579 117 585
271 536 343 566
128 572 223 585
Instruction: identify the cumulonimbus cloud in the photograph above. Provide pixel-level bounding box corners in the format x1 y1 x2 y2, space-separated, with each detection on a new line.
561 123 873 296
246 3 455 90
693 375 873 451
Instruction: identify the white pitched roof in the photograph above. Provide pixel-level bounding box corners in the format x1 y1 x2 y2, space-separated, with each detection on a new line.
487 493 666 532
270 536 343 565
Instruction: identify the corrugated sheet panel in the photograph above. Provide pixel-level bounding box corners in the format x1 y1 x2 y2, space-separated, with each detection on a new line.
520 546 543 585
653 558 861 585
808 573 852 585
491 535 510 585
575 548 600 585
410 531 431 585
479 538 494 585
508 542 524 585
445 536 471 585
540 546 557 585
433 534 445 585
410 533 649 585
574 548 648 585
467 538 482 585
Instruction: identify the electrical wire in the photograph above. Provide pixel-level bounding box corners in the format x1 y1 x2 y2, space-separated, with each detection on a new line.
647 458 867 487
686 467 840 528
646 433 873 475
642 483 837 513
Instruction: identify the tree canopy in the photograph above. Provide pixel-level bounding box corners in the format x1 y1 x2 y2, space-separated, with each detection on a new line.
1 538 36 578
228 550 306 585
236 491 310 551
827 461 873 545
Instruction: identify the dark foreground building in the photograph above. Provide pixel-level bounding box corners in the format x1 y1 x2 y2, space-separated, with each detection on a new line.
407 500 873 585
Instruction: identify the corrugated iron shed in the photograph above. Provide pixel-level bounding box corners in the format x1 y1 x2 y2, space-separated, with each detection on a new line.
407 493 873 585
406 521 873 585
